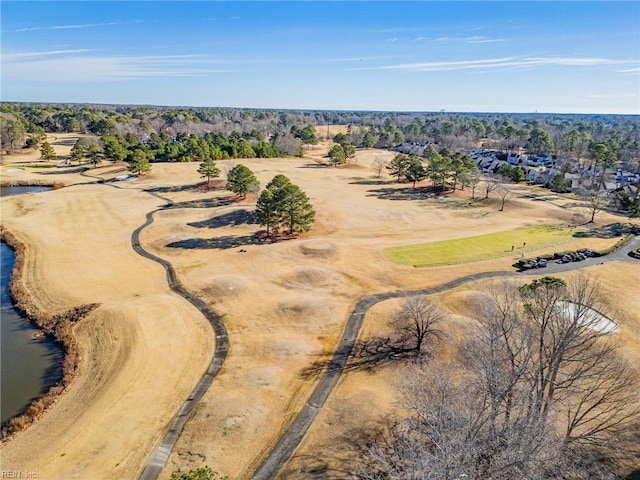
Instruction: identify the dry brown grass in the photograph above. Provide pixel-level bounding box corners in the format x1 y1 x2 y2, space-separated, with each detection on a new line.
0 139 637 480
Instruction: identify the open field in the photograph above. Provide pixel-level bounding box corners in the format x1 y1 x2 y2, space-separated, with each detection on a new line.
0 140 638 480
384 224 575 267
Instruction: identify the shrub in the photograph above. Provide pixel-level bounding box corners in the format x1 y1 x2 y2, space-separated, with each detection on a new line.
594 234 634 256
170 466 229 480
514 234 636 270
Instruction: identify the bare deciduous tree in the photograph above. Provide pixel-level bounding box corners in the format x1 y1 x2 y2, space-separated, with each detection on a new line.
483 176 499 199
391 296 446 353
467 170 482 199
359 277 640 480
580 193 608 223
496 183 513 211
371 157 388 178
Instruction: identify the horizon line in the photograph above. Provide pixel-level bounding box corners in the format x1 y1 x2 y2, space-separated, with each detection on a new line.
3 99 639 117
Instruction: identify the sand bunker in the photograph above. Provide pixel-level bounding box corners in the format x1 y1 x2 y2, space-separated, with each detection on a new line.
288 267 340 288
277 295 336 321
270 337 313 359
205 275 248 297
558 301 619 334
299 240 337 258
243 366 283 388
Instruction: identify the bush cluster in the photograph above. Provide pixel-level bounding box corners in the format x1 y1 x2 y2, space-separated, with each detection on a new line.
514 234 634 270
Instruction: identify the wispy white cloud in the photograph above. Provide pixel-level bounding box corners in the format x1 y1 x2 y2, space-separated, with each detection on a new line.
466 36 504 44
412 36 429 42
617 67 640 73
348 56 638 72
4 21 141 33
1 49 95 60
328 54 409 63
435 35 503 44
2 51 233 82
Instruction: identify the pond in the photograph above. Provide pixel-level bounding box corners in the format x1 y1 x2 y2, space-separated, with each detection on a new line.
1 186 64 425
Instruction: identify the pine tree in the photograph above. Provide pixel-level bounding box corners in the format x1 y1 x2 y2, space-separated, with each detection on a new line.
386 153 410 182
197 157 220 183
128 149 152 175
405 156 427 188
328 144 346 166
255 175 315 238
40 141 57 160
70 137 90 163
226 164 259 199
255 189 280 236
276 183 316 235
88 142 103 166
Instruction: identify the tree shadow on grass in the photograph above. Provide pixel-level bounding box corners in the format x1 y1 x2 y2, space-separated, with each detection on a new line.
50 138 77 147
188 209 256 229
163 196 235 210
572 223 629 239
283 422 385 479
298 162 331 168
300 336 421 380
349 179 392 186
365 187 427 201
145 180 228 194
36 167 86 175
166 235 257 250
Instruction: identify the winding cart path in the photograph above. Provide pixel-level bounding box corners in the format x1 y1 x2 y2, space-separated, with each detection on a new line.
84 169 638 480
251 236 640 480
134 204 229 480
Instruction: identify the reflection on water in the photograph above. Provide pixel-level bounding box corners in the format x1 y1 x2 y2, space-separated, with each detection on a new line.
1 185 64 425
1 185 51 197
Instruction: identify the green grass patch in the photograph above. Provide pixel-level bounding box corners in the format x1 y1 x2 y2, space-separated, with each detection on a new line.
22 163 54 169
384 225 574 268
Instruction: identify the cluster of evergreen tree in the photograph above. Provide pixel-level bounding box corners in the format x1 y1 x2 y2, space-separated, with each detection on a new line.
98 131 280 164
255 175 315 236
328 133 356 166
498 162 527 183
386 147 477 190
2 102 637 176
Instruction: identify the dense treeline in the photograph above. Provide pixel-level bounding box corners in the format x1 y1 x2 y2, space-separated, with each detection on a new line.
1 102 638 172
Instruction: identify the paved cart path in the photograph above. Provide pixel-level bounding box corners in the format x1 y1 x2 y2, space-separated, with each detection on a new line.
81 166 639 480
251 236 640 480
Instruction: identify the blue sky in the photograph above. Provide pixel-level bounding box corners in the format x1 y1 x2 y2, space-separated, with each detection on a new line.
2 1 639 114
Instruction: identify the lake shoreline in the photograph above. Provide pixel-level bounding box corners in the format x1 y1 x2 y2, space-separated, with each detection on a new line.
0 179 65 189
0 226 98 444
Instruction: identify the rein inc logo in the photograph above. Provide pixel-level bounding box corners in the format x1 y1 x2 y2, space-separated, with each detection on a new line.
1 472 37 479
